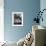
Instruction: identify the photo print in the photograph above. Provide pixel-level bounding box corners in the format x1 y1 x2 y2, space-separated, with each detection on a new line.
12 12 23 26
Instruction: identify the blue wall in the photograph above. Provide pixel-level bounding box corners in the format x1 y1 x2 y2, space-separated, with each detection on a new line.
4 0 40 42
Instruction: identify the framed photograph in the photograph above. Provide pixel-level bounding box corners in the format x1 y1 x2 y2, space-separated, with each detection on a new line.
12 12 23 26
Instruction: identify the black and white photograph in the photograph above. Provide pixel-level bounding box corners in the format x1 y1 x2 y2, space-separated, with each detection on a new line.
12 12 23 26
